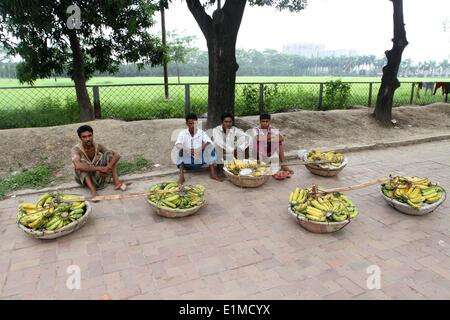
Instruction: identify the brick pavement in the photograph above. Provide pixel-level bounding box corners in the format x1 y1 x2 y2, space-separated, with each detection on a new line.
1 140 450 299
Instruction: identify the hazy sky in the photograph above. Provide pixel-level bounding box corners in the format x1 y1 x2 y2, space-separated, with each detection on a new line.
155 0 450 62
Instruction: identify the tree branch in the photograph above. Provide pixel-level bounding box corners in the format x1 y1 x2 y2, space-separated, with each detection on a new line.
186 0 212 39
223 0 247 34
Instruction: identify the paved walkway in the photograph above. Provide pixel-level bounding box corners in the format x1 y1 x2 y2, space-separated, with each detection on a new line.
1 140 450 299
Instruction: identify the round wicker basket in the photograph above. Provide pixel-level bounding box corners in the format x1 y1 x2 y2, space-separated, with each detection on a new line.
17 201 92 240
288 206 350 233
381 190 446 216
223 167 270 188
302 153 348 177
146 197 206 218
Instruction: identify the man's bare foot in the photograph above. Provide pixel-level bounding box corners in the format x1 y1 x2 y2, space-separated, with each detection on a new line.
114 181 132 191
282 166 294 174
210 174 223 182
90 193 100 203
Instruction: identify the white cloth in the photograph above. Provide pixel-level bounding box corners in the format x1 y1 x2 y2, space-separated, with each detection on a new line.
175 128 212 150
212 125 249 161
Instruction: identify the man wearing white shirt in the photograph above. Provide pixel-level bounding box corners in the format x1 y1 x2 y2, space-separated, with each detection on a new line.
175 113 221 185
212 112 250 177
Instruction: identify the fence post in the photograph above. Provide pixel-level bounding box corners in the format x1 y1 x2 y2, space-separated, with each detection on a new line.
410 82 415 104
318 83 324 110
368 83 373 107
259 83 264 114
185 84 191 116
93 86 101 119
445 93 448 103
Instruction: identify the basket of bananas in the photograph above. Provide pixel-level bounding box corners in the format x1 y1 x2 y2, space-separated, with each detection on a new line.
146 182 206 218
302 149 347 177
17 193 91 240
223 159 270 188
381 175 446 215
287 185 358 233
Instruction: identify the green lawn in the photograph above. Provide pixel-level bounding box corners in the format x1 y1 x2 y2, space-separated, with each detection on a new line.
0 76 448 129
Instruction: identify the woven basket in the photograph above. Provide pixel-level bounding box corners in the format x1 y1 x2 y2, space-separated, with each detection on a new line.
17 201 92 240
302 153 348 177
381 190 446 216
288 206 350 233
146 197 206 218
223 167 270 188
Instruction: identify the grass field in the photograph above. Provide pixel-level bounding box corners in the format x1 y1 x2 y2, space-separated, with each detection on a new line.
0 76 448 129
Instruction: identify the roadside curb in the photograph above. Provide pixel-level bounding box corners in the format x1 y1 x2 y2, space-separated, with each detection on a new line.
10 133 450 198
12 169 179 198
285 134 450 159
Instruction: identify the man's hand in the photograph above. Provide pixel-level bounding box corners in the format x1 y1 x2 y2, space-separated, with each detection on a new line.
98 166 111 176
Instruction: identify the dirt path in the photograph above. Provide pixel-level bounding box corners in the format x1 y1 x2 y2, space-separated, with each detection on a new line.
1 103 449 180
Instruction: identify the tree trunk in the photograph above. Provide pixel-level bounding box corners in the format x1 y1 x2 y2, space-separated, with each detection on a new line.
161 4 169 99
187 0 246 129
373 0 408 125
176 61 180 84
67 29 94 122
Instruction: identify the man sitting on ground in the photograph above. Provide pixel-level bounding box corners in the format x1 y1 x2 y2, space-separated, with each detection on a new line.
250 113 293 174
71 125 129 198
175 113 221 185
212 112 250 177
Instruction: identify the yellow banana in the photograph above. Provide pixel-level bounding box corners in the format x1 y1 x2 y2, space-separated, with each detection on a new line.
292 188 300 202
19 203 37 210
306 206 325 218
288 192 295 203
311 200 328 212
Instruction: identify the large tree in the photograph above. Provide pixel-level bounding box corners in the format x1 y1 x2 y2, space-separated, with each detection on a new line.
0 0 166 121
185 0 307 128
373 0 408 125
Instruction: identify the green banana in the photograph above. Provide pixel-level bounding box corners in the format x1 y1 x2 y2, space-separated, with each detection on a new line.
164 182 178 191
332 213 347 222
70 202 86 211
165 194 180 202
36 193 51 208
54 204 70 214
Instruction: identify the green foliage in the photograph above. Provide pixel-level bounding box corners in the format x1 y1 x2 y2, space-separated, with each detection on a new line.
323 80 352 110
117 157 153 176
0 165 53 199
240 84 259 116
0 0 166 84
166 31 197 65
238 84 281 116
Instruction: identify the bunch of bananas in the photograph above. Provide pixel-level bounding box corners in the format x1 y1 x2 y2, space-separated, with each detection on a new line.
148 182 206 209
382 176 445 209
306 150 345 167
225 159 269 177
288 186 358 222
17 193 86 231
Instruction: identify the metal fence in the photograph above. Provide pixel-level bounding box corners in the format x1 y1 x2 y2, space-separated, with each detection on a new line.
0 81 448 129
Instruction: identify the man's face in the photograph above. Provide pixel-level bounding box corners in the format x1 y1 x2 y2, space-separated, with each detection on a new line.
80 131 94 147
187 119 197 132
222 117 233 130
260 119 270 130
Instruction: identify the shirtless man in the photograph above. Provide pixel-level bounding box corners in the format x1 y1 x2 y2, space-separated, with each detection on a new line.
71 125 129 198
